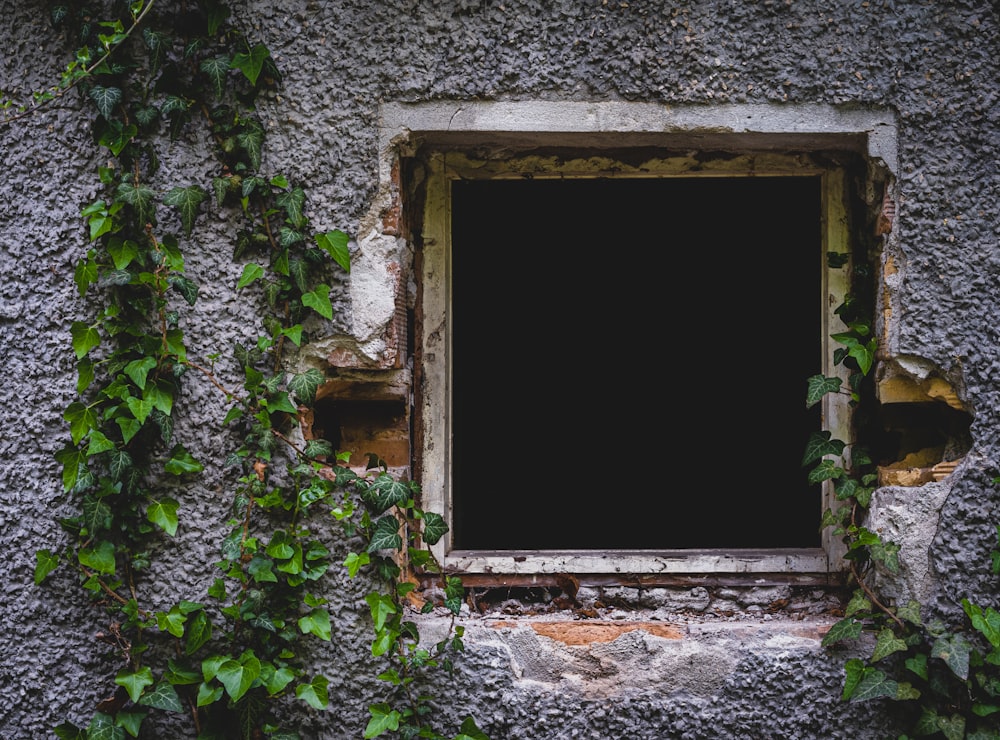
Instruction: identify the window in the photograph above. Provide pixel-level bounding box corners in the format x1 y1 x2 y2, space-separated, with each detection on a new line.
386 102 896 581
450 175 821 551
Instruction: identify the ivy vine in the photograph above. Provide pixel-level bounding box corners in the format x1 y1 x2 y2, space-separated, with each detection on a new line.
16 2 1000 739
807 234 1000 739
16 1 487 738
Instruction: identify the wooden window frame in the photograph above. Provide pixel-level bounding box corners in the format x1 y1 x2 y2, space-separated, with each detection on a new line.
380 101 897 583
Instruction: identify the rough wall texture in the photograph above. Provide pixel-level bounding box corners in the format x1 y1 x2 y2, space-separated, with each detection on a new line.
1 0 998 738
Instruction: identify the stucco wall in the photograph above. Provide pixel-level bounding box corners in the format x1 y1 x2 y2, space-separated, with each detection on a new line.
1 1 998 738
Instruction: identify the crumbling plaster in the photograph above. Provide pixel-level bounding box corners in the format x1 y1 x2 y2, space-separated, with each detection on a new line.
2 1 998 738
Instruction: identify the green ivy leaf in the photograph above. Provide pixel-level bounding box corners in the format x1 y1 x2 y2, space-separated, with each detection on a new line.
34 548 59 584
851 665 899 702
142 27 169 74
133 104 160 128
276 187 306 229
455 717 490 740
368 515 403 553
147 383 174 418
301 284 333 319
64 402 98 445
364 702 400 738
279 226 303 247
169 275 200 306
266 530 295 559
421 511 448 546
315 230 350 273
841 658 865 701
237 263 265 290
896 600 923 627
869 538 900 574
288 368 325 405
53 721 86 740
805 374 842 408
185 610 212 655
114 709 144 737
87 712 124 740
196 681 224 707
870 627 908 662
272 248 290 277
89 85 122 119
115 666 154 703
365 592 398 632
116 183 156 227
164 445 203 475
116 416 141 445
276 543 304 575
282 324 303 346
79 540 116 574
822 617 863 647
81 496 112 535
157 606 187 638
207 578 227 601
361 474 411 514
125 395 154 424
964 599 1000 650
302 439 333 460
216 653 261 702
344 551 370 577
106 237 140 271
159 235 185 271
197 683 223 707
124 356 157 390
295 674 329 711
231 43 270 86
161 94 191 120
74 251 98 296
71 321 100 359
55 445 86 491
236 120 264 170
201 655 227 683
248 555 278 583
76 358 96 396
298 608 331 641
147 498 179 536
165 659 201 687
832 475 862 501
200 55 230 98
81 199 111 240
807 459 845 484
264 666 296 696
99 268 133 287
164 328 187 361
931 632 973 681
163 185 207 236
264 391 298 415
937 714 967 740
801 431 845 467
288 256 309 293
222 404 244 425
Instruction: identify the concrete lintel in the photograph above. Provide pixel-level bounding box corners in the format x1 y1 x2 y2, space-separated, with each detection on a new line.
380 101 897 172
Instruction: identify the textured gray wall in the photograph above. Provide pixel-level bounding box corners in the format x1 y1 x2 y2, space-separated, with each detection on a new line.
1 0 998 738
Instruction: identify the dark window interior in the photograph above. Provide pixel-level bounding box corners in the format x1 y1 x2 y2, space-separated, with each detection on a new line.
451 175 822 549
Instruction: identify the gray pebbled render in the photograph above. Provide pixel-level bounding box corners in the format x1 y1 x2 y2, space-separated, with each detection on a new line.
2 1 998 738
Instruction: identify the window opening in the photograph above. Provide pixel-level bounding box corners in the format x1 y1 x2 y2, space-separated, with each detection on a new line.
450 176 822 550
393 112 895 579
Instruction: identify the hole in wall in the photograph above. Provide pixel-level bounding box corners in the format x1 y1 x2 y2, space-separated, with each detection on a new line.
311 398 410 468
873 401 972 485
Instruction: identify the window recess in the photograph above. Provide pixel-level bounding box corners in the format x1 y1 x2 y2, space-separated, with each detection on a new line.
391 106 894 584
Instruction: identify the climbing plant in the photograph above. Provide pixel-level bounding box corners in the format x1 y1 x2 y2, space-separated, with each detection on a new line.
806 235 1000 738
18 1 487 738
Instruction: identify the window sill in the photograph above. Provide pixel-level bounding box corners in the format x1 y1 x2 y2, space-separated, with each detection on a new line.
439 548 839 587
